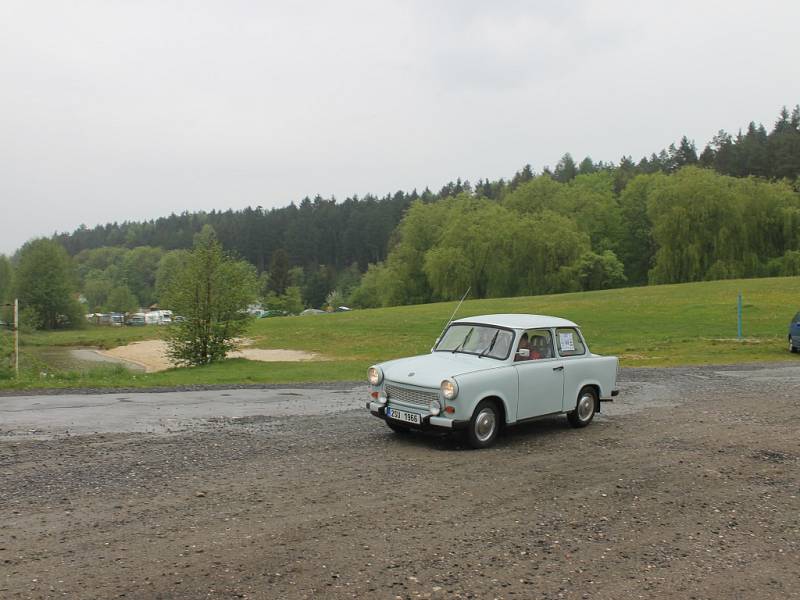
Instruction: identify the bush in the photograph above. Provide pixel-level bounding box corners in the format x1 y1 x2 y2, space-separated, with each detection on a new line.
163 226 259 366
0 333 13 379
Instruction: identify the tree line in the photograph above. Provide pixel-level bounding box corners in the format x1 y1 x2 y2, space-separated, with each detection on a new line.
0 228 259 374
0 104 798 326
351 167 800 307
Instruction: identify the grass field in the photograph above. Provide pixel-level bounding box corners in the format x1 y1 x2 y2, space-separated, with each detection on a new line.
2 276 798 390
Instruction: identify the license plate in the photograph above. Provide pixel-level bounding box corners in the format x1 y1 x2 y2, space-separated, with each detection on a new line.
385 407 421 425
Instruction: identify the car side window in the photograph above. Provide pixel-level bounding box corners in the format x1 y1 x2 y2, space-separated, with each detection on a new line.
516 329 554 361
555 328 585 357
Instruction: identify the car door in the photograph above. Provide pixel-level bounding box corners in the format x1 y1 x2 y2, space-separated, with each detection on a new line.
514 329 564 420
554 327 589 411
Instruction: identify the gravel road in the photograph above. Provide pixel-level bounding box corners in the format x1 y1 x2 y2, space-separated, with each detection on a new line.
1 363 799 599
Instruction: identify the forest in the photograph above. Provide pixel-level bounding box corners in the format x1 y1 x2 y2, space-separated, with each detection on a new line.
1 104 800 322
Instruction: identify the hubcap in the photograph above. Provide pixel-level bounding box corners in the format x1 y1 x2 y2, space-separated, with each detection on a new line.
577 394 594 421
474 408 496 442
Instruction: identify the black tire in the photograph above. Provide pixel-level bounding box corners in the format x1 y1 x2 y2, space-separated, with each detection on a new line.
790 338 798 353
386 419 412 434
567 387 597 428
466 399 501 449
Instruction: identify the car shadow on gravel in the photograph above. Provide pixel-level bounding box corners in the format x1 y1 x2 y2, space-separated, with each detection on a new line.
385 415 573 451
500 414 573 442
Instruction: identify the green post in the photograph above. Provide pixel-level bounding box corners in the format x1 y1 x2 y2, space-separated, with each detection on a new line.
737 292 742 339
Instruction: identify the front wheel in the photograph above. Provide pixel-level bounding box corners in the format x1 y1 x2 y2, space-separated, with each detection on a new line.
466 400 501 449
790 338 798 353
567 387 597 428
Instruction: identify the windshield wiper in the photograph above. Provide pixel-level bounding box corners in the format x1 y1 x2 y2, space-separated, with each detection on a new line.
478 330 500 358
452 327 474 353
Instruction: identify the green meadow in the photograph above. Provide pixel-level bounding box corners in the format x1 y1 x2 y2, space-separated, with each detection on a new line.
2 276 798 390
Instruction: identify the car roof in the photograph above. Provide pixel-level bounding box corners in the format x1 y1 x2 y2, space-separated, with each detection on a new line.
452 313 579 330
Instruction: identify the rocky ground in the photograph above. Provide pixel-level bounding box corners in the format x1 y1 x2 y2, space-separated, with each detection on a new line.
1 364 799 599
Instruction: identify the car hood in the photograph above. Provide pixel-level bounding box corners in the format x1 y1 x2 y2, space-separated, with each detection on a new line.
380 352 506 389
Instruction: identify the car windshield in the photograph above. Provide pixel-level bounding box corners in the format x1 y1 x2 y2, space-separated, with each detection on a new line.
435 324 513 360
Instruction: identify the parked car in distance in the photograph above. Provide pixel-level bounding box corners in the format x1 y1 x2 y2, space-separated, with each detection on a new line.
152 309 172 325
366 314 619 449
789 311 800 353
127 313 146 326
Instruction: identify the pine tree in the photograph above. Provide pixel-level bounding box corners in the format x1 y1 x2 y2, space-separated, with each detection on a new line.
698 144 716 168
269 249 290 295
553 153 577 183
674 136 699 167
510 164 534 189
578 156 596 175
774 106 792 134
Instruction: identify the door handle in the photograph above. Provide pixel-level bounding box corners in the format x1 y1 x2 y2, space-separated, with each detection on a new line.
553 366 564 372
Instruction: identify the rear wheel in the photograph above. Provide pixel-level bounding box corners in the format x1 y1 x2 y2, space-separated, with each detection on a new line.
790 338 798 353
466 400 501 449
567 387 597 428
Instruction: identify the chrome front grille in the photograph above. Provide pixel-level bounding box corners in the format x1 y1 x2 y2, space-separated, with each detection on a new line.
385 383 438 407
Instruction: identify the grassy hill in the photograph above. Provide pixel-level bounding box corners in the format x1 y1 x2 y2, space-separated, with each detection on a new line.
4 276 799 390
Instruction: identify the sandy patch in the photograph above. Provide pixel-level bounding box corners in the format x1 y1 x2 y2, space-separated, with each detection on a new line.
97 340 319 373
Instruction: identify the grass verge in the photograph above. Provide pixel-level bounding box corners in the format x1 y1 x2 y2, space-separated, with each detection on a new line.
1 276 798 390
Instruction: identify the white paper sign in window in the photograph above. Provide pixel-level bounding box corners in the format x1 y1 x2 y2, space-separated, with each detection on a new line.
559 332 575 352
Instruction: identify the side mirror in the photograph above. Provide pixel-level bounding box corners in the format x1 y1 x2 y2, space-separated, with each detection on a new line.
516 349 530 358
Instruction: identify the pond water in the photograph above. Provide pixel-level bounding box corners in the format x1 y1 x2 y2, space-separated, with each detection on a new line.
30 347 145 373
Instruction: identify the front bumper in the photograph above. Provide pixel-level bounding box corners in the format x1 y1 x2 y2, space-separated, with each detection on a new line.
366 401 469 431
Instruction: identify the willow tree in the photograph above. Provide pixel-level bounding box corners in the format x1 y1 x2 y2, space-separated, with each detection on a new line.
647 167 800 283
163 226 258 367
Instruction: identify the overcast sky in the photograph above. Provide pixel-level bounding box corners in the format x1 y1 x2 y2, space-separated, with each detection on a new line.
2 0 799 255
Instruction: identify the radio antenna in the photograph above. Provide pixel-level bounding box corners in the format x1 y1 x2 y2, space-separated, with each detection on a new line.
439 286 471 339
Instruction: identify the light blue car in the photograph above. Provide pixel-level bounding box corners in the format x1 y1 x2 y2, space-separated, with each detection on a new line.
367 314 619 449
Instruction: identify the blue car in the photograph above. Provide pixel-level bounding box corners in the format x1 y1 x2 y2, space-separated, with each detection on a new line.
790 312 800 353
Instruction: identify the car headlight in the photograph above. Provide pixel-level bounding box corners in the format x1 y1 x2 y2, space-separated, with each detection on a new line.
429 399 441 416
440 378 458 400
368 366 383 386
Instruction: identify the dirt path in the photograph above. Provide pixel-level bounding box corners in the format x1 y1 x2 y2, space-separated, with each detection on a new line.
1 364 799 599
94 339 320 372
